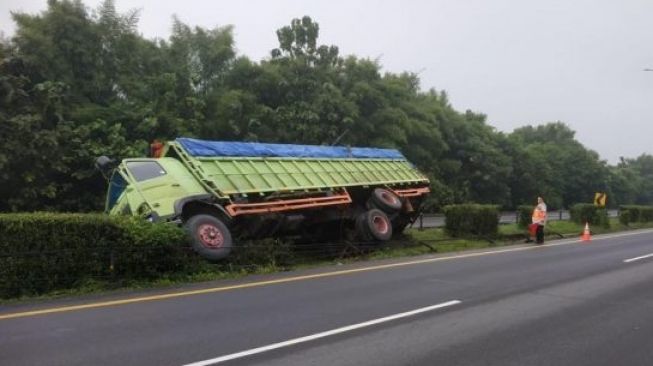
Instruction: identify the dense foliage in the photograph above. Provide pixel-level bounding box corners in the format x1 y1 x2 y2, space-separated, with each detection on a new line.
443 204 499 237
0 213 191 298
516 205 533 228
619 205 653 225
569 204 609 228
1 0 651 212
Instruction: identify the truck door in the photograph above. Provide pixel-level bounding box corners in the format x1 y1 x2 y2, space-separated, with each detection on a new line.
125 160 184 217
106 169 140 215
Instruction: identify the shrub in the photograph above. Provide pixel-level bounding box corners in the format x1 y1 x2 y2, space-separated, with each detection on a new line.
443 204 499 237
570 204 609 228
620 205 641 222
517 205 533 228
0 213 193 299
640 207 653 222
620 205 653 223
619 210 631 225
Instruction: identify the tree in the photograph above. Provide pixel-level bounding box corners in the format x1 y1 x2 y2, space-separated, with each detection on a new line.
0 4 648 213
614 155 653 204
510 122 609 208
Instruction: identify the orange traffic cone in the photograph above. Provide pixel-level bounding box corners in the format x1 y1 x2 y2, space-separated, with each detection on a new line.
581 222 591 242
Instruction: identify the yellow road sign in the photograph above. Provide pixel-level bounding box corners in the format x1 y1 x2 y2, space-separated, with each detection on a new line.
594 192 607 207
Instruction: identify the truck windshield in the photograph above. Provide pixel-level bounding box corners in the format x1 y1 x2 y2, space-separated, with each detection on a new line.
126 161 167 182
107 171 128 211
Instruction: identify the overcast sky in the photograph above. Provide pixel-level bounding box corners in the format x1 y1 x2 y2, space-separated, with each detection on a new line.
2 0 652 163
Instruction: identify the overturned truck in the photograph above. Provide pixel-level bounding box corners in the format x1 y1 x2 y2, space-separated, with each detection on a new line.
98 138 430 260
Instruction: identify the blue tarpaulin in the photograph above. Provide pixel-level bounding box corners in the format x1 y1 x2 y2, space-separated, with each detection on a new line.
176 138 406 160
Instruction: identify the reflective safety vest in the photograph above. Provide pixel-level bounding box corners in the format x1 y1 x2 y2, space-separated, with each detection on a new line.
532 205 547 224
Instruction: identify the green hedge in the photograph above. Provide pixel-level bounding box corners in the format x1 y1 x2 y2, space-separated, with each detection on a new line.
0 213 193 299
569 204 609 228
443 204 499 237
619 205 653 224
621 205 640 222
517 205 533 228
643 207 653 222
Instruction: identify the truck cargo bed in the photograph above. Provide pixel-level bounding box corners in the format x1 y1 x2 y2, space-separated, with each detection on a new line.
168 139 429 197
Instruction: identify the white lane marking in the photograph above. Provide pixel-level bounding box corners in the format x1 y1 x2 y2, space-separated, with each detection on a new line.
624 253 653 263
182 300 461 366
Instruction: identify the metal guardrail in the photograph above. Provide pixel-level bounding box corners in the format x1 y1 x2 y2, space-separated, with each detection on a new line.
414 210 619 229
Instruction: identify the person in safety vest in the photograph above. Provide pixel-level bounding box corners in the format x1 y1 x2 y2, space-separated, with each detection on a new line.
531 196 547 244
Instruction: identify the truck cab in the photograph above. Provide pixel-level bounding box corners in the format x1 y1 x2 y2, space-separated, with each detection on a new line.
105 158 207 221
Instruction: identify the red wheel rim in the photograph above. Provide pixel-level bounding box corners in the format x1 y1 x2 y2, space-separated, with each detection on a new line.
380 191 399 206
198 224 224 248
372 215 389 235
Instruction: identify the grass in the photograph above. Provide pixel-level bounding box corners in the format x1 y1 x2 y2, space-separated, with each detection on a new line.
4 218 653 304
385 218 653 260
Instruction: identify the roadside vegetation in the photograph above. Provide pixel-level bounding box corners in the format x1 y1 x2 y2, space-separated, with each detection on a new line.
4 210 653 303
372 218 653 260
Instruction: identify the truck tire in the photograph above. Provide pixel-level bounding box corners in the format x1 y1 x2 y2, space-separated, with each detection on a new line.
364 208 393 241
355 211 373 241
370 188 402 214
186 214 233 261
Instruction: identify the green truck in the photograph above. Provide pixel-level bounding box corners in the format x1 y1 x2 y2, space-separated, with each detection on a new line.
97 138 430 260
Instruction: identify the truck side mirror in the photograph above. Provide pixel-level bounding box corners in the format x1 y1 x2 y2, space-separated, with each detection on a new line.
95 155 117 179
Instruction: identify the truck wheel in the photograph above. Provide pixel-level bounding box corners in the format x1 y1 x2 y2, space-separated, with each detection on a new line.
365 208 393 241
370 188 402 213
186 214 233 261
355 211 372 241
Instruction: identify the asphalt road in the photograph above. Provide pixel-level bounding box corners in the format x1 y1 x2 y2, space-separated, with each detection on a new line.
2 229 653 366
